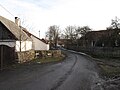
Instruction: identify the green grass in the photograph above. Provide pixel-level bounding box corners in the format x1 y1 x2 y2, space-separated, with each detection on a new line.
99 64 120 78
33 56 65 64
89 54 120 78
5 54 66 70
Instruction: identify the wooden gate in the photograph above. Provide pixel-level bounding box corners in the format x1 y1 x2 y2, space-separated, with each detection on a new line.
0 45 15 69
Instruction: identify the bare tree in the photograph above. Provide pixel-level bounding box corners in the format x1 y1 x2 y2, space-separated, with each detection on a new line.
63 25 91 47
64 26 77 40
79 26 91 36
107 17 120 30
63 26 78 47
46 25 60 48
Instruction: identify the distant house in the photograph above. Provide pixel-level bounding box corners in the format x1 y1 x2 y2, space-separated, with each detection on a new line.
79 29 120 47
23 29 49 51
57 39 71 47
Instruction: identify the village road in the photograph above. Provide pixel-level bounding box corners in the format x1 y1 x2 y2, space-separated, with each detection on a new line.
0 50 103 90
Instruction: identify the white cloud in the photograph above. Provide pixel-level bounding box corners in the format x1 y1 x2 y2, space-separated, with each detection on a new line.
1 0 120 38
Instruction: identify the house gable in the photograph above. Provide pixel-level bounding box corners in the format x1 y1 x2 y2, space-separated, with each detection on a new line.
31 35 49 50
22 29 49 50
0 16 32 41
0 21 17 40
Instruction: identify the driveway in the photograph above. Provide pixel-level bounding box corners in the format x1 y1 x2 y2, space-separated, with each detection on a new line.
0 50 103 90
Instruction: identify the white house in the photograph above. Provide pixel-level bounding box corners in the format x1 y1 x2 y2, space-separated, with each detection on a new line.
23 29 49 50
0 16 49 67
0 16 49 52
0 16 33 52
0 16 33 66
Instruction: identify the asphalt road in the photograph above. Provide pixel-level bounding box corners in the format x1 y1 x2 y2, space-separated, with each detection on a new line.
0 50 104 90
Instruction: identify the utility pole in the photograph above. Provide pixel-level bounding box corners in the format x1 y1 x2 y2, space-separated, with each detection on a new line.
19 26 22 63
0 45 3 71
0 26 3 70
39 30 40 39
19 18 22 63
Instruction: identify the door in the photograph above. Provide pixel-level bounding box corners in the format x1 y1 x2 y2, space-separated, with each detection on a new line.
0 45 15 69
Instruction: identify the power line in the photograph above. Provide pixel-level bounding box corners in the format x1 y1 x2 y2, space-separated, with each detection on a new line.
0 3 15 17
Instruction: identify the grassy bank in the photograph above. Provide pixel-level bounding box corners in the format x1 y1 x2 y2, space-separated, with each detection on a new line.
32 56 65 64
92 57 120 79
99 64 120 78
5 54 66 70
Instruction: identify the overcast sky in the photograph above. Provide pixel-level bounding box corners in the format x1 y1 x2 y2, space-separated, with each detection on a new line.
0 0 120 38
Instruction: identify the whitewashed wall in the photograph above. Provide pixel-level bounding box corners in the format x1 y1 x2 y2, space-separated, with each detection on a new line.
31 36 49 50
16 41 32 52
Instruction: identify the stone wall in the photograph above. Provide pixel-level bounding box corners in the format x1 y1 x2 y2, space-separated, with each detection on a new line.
35 50 62 58
16 50 62 63
16 50 35 63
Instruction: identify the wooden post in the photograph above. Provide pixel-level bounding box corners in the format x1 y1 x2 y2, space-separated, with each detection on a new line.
19 19 22 63
0 45 3 71
39 30 40 39
19 26 22 63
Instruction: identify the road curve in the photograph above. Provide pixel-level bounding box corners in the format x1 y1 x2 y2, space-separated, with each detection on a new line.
0 50 103 90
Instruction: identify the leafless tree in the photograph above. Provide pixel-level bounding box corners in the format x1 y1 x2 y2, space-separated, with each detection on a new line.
46 25 60 48
64 25 91 39
63 26 78 47
78 26 91 36
64 26 77 40
107 17 120 30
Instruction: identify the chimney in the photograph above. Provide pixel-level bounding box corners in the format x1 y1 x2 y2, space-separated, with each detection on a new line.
15 17 20 26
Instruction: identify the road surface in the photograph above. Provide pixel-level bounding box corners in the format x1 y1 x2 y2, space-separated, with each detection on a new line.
0 50 103 90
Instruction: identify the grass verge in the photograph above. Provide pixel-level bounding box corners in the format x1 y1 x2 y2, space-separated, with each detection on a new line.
3 54 66 71
32 56 65 64
92 57 120 79
99 64 120 78
84 53 120 79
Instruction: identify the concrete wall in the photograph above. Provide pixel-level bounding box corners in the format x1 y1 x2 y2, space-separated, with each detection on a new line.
31 36 49 50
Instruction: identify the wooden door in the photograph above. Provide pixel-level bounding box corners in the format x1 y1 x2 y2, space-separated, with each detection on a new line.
0 45 15 69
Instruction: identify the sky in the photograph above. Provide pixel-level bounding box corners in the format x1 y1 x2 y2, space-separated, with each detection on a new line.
0 0 120 38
